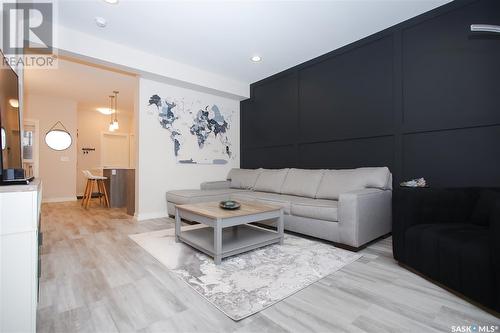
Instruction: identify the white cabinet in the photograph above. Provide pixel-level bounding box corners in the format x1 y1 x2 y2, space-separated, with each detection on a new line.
0 180 42 333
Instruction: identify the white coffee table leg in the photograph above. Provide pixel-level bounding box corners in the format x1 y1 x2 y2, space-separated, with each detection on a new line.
214 220 222 265
278 209 284 245
175 207 181 243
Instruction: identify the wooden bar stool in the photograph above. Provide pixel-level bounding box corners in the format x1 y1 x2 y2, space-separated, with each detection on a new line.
82 170 110 209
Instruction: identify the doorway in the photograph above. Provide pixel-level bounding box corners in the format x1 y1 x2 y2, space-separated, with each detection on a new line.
22 119 39 178
24 57 138 202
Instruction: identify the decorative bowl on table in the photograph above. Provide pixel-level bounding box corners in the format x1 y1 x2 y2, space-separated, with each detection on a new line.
219 200 241 210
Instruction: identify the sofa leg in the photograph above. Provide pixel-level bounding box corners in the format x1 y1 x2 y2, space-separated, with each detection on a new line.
331 243 363 252
333 232 392 252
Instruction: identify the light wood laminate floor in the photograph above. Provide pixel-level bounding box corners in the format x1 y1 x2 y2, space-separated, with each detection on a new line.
37 201 500 333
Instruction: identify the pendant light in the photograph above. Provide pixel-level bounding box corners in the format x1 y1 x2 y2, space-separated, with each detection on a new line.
108 95 115 132
112 90 119 130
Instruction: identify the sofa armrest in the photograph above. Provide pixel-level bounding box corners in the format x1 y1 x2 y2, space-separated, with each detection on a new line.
200 180 231 190
338 188 392 248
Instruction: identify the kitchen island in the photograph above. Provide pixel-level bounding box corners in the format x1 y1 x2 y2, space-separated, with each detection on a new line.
103 168 135 215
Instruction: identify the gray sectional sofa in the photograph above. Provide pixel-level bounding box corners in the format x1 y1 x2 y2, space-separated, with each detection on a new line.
166 167 392 249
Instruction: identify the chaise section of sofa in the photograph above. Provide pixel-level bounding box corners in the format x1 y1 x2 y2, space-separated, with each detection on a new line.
166 167 392 249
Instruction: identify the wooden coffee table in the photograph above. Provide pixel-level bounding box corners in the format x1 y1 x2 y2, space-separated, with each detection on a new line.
175 201 284 264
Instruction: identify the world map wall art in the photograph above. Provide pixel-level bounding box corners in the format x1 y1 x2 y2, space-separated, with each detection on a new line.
148 94 236 165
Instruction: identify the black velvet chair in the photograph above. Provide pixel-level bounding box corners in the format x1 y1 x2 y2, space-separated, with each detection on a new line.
393 187 500 313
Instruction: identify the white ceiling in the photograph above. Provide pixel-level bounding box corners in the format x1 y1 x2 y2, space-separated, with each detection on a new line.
56 0 450 84
24 58 137 113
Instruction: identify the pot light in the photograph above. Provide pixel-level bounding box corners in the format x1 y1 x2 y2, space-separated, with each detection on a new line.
8 99 19 108
96 107 114 115
103 0 119 4
251 55 262 62
95 17 107 28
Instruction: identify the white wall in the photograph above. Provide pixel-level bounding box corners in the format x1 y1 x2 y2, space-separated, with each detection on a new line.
24 94 77 202
56 25 249 99
137 78 240 220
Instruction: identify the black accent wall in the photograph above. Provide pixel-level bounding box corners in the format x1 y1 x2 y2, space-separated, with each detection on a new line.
240 0 500 187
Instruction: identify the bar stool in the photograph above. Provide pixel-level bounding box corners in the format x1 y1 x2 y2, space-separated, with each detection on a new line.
82 170 110 208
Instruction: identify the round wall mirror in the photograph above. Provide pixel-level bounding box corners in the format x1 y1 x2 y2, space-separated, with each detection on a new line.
45 129 72 151
1 127 6 150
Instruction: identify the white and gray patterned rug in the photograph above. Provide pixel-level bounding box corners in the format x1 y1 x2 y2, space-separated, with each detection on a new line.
130 224 361 320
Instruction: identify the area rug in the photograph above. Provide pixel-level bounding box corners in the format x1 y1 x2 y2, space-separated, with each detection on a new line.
129 225 361 320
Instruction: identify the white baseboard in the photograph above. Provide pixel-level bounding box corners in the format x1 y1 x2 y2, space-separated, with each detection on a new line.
43 196 77 203
135 211 169 221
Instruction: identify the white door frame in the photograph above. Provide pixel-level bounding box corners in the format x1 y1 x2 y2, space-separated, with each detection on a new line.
23 118 39 178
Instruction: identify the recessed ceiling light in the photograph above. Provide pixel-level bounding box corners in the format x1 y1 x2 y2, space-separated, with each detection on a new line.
95 17 107 28
96 107 114 115
251 55 262 62
103 0 119 4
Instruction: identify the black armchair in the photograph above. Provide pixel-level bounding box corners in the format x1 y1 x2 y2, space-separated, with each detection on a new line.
393 187 500 313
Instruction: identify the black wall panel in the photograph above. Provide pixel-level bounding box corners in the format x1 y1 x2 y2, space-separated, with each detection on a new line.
241 0 500 187
299 36 394 142
248 73 298 148
402 126 500 187
299 136 394 170
402 0 500 132
242 145 297 169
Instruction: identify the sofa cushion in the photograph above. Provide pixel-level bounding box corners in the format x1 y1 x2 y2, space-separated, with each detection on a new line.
316 167 391 200
290 197 338 222
254 169 289 193
315 169 364 200
230 191 294 214
281 169 324 198
227 168 261 189
166 189 248 205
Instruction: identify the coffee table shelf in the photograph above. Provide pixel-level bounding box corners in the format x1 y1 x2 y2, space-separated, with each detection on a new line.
179 224 282 259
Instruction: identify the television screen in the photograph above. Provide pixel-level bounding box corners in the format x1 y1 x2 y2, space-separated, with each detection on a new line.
0 52 22 181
